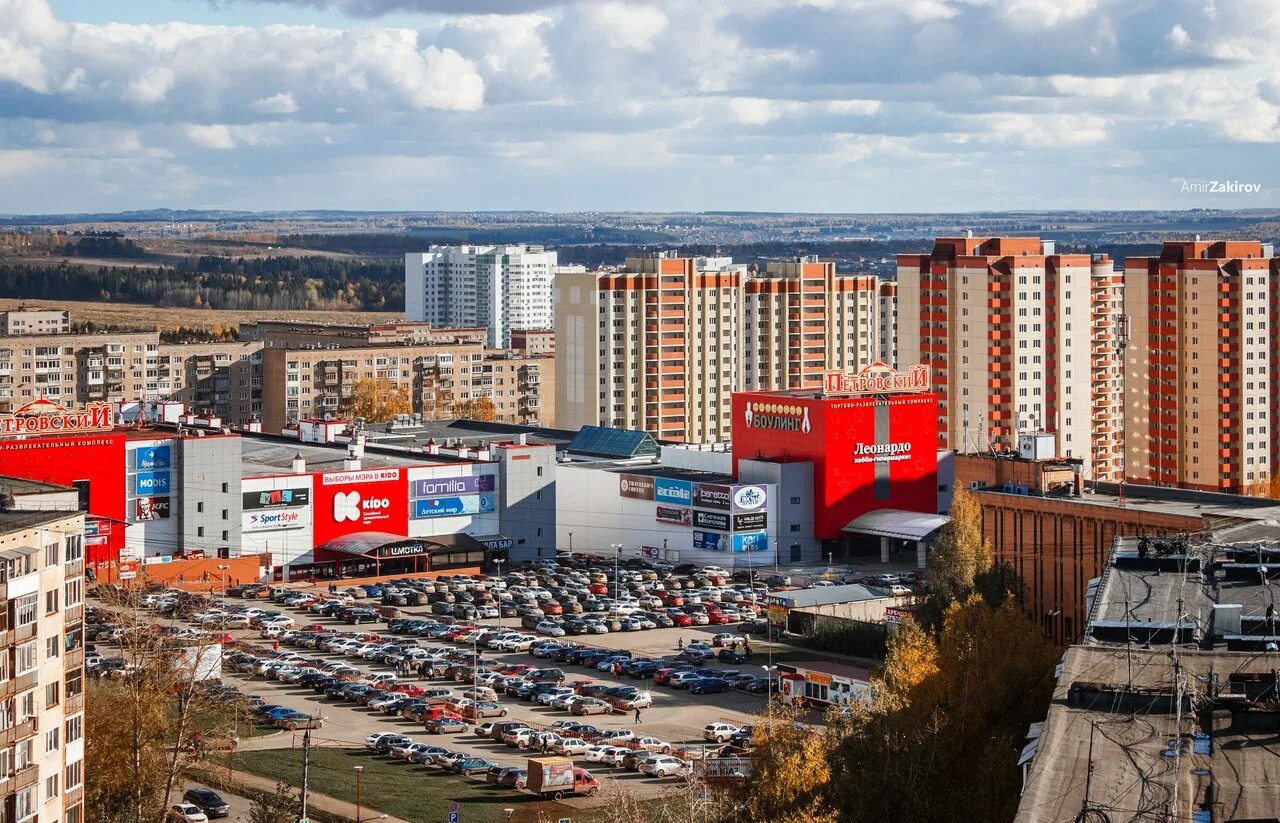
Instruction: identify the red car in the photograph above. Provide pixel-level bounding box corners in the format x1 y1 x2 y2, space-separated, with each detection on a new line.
500 663 535 675
444 625 476 641
301 623 328 633
390 684 425 697
542 602 563 616
652 668 680 685
707 612 731 625
588 583 609 595
666 612 692 627
660 592 685 607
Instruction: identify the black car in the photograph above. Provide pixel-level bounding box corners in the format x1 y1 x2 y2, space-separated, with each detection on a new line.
717 648 747 664
295 672 330 688
182 788 230 819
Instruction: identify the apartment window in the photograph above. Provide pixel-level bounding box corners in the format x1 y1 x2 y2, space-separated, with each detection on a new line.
44 543 60 567
66 714 83 743
46 637 59 659
15 786 36 821
13 593 37 627
64 534 82 563
45 589 59 615
221 483 229 493
197 527 205 538
45 773 59 800
221 509 228 520
65 578 82 607
197 502 204 513
221 530 229 542
46 681 60 708
45 727 59 752
66 760 83 791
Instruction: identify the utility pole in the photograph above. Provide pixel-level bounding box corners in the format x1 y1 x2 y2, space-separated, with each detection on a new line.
299 719 313 822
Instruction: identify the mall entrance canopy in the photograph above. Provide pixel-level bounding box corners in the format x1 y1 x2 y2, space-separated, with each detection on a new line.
311 531 488 578
842 509 950 569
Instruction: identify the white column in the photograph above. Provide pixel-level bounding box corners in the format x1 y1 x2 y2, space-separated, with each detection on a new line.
916 541 927 569
880 536 890 563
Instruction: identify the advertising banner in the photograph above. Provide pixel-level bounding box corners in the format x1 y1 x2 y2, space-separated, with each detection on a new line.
693 531 728 551
733 511 768 531
134 497 170 521
320 468 401 486
655 505 692 526
693 483 731 510
244 509 306 532
133 471 171 496
412 493 497 519
693 510 730 531
243 488 310 510
731 531 768 553
411 475 495 498
480 537 514 550
313 471 408 545
618 474 655 501
654 477 694 506
731 484 768 512
134 445 172 471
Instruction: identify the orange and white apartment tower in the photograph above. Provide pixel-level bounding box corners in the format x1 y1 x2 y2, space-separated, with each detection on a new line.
556 253 896 444
897 236 1123 481
1123 239 1280 493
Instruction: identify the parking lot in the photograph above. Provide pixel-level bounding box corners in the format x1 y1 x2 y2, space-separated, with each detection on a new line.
89 561 838 812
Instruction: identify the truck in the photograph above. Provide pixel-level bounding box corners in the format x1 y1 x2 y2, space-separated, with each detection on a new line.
525 756 601 799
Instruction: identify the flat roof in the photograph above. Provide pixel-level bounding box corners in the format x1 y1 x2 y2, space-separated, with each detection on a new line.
239 437 437 478
559 461 737 484
767 584 889 608
1015 646 1280 823
0 477 74 495
360 419 576 451
0 508 81 534
777 660 871 682
843 509 949 542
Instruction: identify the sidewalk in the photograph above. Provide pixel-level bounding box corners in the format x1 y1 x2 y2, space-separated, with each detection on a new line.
188 763 413 823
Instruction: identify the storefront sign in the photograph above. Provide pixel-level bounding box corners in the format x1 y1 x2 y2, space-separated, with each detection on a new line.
702 757 753 779
480 537 514 551
134 445 172 470
244 488 310 509
852 441 914 464
654 478 693 505
244 509 305 532
618 474 655 501
824 362 930 395
656 505 692 526
805 671 833 686
693 483 731 511
320 468 401 486
134 497 170 521
412 493 496 519
380 543 428 558
133 471 171 496
733 511 767 531
412 475 495 497
693 510 730 531
693 531 728 551
0 400 113 437
731 531 768 553
732 485 767 511
743 402 811 433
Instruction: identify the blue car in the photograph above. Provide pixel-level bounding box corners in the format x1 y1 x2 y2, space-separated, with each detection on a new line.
263 706 298 720
689 678 731 695
364 584 384 598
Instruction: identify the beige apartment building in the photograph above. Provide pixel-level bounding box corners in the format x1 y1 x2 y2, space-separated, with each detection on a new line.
238 320 487 349
0 310 69 337
259 343 554 433
0 478 87 823
156 341 264 418
897 236 1122 481
1123 239 1280 493
0 330 159 414
555 253 896 444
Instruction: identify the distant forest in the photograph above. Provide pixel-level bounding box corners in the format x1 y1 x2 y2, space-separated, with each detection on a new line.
0 257 404 312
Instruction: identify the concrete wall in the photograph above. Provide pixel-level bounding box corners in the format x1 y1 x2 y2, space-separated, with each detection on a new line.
178 435 242 558
497 445 557 562
737 458 819 563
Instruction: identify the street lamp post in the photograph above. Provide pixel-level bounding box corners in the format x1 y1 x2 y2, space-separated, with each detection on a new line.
353 765 363 823
763 664 778 715
493 558 504 629
610 543 622 612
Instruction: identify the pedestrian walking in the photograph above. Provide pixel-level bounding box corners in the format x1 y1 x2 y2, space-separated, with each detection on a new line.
328 581 337 594
634 707 642 724
677 637 684 651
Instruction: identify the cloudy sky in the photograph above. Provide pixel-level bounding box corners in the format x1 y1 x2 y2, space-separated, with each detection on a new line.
1 0 1278 213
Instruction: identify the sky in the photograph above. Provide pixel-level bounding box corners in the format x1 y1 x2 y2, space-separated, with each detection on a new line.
1 0 1279 214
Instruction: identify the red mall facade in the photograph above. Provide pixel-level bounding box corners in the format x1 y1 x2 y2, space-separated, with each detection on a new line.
731 388 939 543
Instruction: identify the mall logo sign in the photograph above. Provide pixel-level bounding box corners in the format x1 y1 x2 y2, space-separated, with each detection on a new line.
333 490 391 522
743 402 811 433
824 362 930 396
0 398 113 437
852 441 913 464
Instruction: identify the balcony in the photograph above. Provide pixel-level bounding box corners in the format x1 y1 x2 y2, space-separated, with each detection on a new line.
65 692 84 715
0 718 37 748
0 670 39 699
65 647 84 671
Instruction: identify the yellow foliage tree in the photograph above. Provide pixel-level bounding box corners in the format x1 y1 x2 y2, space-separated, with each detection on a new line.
742 700 840 823
452 395 497 422
925 489 993 613
341 377 412 422
879 618 938 699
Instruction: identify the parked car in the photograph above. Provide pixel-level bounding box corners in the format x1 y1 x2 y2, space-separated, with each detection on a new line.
703 723 740 743
426 717 469 734
168 803 209 823
181 789 229 819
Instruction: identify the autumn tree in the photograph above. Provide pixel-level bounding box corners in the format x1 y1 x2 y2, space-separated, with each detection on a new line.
247 782 301 823
452 395 497 422
86 590 246 823
340 377 412 422
740 699 841 823
921 489 993 626
1244 473 1280 499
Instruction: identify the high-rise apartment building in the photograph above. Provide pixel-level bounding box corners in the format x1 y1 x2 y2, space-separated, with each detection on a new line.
897 236 1121 479
0 478 87 823
404 245 557 349
259 343 554 433
555 253 895 444
1122 239 1280 493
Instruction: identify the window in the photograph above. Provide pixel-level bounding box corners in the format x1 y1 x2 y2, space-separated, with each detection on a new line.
198 527 205 537
66 759 83 791
221 531 229 542
13 593 37 626
45 681 60 708
65 578 82 607
45 772 59 800
64 534 82 563
44 543 60 567
46 589 59 615
16 641 37 675
221 482 229 493
66 714 82 743
45 726 59 752
46 637 60 659
221 509 228 520
15 786 36 821
790 496 801 505
196 502 204 513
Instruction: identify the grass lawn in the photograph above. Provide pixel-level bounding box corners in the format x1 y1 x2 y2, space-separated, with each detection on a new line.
222 747 580 823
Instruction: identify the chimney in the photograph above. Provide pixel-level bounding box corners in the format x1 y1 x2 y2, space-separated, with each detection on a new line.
343 457 362 471
517 433 528 445
291 453 306 474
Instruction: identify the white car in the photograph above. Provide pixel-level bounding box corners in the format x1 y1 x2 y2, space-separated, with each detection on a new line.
640 755 692 778
507 636 537 652
703 723 740 743
536 687 575 706
535 622 566 637
168 803 209 822
556 738 591 756
550 692 583 711
584 745 617 763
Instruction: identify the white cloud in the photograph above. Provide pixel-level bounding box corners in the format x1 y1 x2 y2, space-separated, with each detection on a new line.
826 99 883 116
124 68 175 104
577 3 668 51
1168 24 1191 48
185 124 236 150
251 92 299 114
730 98 784 125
